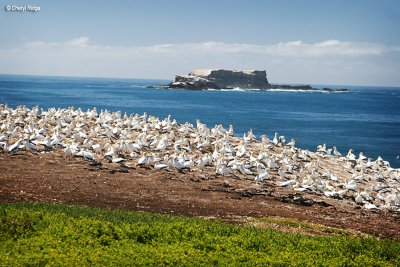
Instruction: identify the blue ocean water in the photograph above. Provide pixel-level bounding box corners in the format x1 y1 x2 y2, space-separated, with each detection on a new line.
0 74 399 168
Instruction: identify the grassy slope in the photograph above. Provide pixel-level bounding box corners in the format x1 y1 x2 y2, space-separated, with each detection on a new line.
0 202 399 266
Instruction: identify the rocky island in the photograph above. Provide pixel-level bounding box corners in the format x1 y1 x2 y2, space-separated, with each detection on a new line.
150 69 348 92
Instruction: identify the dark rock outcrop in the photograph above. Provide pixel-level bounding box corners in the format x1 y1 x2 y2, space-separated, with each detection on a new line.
198 69 270 89
169 69 270 90
170 74 220 90
269 84 313 90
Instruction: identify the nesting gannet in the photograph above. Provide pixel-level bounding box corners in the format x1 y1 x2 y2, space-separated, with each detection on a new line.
236 143 247 157
64 145 73 159
279 180 293 188
196 155 209 170
355 192 364 205
333 146 341 157
216 162 232 176
154 163 168 170
279 135 286 145
7 139 21 153
286 139 295 147
137 155 148 166
352 171 364 181
247 129 256 140
21 139 37 152
376 156 390 167
346 149 356 161
358 152 367 161
260 134 271 144
317 144 327 153
272 132 279 146
112 157 125 163
345 179 357 191
50 134 62 146
364 203 378 210
329 173 338 181
237 162 252 175
321 171 332 179
278 169 288 179
171 157 186 170
228 125 234 136
79 150 94 161
255 168 269 182
0 142 6 150
266 157 278 169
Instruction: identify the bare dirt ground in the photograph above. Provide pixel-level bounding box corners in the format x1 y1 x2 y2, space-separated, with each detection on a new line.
1 151 399 239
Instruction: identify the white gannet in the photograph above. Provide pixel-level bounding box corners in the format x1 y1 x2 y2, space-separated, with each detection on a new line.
279 180 293 188
137 154 148 166
196 157 208 170
279 135 286 145
237 162 252 175
364 203 378 210
321 171 332 179
92 144 102 154
112 157 125 163
358 152 367 161
266 157 279 169
247 129 256 140
329 173 338 181
286 138 295 147
260 134 271 145
64 145 73 159
317 144 327 153
355 192 364 205
228 125 234 136
154 163 168 170
171 157 186 170
255 169 269 182
346 149 356 161
345 179 357 191
80 150 94 161
278 169 288 179
272 132 279 146
8 139 21 153
216 162 232 176
21 139 37 152
352 171 364 181
333 146 341 157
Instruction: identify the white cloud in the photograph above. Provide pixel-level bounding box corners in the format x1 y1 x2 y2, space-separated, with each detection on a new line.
136 39 399 57
0 37 399 86
67 36 90 47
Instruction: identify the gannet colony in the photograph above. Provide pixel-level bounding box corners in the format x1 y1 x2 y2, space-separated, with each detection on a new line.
0 104 399 212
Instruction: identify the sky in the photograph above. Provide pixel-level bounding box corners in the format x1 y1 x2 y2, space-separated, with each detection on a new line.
1 0 400 86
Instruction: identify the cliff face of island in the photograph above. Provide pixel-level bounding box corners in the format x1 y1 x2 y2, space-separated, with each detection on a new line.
159 69 348 92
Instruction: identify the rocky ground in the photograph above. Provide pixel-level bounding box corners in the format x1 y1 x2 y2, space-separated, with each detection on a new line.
1 151 399 239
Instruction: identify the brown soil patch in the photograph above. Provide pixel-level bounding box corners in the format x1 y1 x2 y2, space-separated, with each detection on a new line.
1 151 399 239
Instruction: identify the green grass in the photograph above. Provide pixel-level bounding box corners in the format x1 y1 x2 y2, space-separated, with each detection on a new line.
246 217 364 237
1 203 399 266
